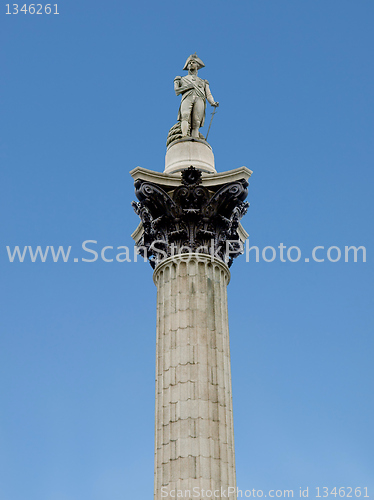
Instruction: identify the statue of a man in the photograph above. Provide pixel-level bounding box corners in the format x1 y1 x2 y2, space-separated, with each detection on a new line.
174 53 219 139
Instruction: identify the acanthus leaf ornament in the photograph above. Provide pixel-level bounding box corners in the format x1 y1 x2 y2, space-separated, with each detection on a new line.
132 167 249 268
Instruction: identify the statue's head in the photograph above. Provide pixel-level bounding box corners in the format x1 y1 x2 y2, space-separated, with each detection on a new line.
183 53 205 71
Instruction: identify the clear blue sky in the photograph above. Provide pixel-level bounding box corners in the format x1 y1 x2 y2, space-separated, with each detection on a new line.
1 1 373 499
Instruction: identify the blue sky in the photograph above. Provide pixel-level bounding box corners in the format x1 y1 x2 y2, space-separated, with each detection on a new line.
1 1 373 499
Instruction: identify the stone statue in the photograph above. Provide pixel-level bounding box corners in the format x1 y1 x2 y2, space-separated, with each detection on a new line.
173 53 219 140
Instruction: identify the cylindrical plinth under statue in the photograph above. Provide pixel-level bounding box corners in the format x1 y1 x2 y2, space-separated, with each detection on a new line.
165 139 216 175
153 254 236 498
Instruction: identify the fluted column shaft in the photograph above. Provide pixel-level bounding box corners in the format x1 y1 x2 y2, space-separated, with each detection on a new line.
153 253 237 500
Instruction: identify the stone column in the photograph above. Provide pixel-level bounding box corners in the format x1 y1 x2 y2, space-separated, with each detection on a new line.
153 254 236 499
131 156 252 500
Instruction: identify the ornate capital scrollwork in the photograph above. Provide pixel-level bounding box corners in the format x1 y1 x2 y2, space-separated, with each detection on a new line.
132 167 249 268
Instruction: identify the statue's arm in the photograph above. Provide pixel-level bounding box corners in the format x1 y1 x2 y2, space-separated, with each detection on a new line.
205 81 219 107
174 76 182 95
